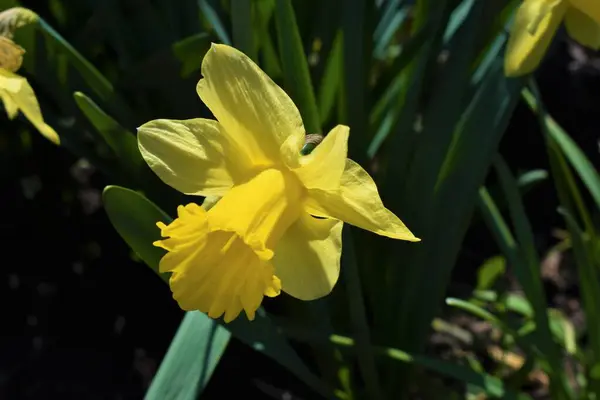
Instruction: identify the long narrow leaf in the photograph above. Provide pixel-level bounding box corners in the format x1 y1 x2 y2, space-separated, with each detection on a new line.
274 0 321 133
522 88 600 213
231 0 255 60
494 157 572 398
145 312 231 400
558 208 600 394
342 227 384 400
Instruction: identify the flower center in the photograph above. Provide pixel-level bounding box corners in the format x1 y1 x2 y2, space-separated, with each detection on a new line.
207 167 305 251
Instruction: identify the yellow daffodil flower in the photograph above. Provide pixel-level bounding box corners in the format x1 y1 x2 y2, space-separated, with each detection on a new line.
505 0 600 77
0 36 59 144
137 44 419 322
0 7 59 144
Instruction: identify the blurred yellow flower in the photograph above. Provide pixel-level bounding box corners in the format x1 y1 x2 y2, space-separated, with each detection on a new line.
505 0 600 77
137 43 420 322
0 36 59 144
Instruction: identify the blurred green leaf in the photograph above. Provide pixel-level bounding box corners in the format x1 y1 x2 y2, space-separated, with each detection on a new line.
317 30 342 126
547 309 577 356
74 92 145 183
443 0 475 43
474 290 535 319
446 298 509 333
102 185 171 279
329 335 531 399
274 0 321 134
368 23 431 159
341 227 384 400
198 0 231 45
341 0 369 160
494 157 572 398
172 33 212 78
517 169 548 194
394 55 524 351
523 88 600 214
231 0 255 60
558 208 600 393
373 2 410 60
145 312 231 400
476 255 506 291
254 0 282 79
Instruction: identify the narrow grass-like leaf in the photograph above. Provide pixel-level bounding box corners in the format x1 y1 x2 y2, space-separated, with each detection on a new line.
145 312 231 400
317 30 342 126
341 0 369 161
558 208 600 393
103 185 171 279
282 329 532 399
255 0 282 79
231 0 255 60
373 3 410 60
494 157 572 398
399 0 484 235
367 24 431 158
395 55 524 351
198 0 231 45
274 0 321 134
477 187 520 269
446 298 512 334
102 186 335 400
381 1 450 195
522 88 600 213
74 92 145 182
518 169 548 194
172 33 212 78
341 227 384 400
476 255 506 291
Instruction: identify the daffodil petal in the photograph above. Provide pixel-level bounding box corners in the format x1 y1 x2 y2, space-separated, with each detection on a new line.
138 118 241 196
273 213 343 300
565 6 600 49
294 125 349 190
0 90 18 118
504 0 567 77
0 69 59 144
196 44 305 168
304 159 419 241
570 0 600 24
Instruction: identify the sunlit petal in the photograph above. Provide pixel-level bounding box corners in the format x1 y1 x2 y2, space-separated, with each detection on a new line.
0 69 59 144
138 118 242 196
305 159 419 241
504 0 567 77
570 0 600 24
565 6 600 49
294 125 349 190
197 44 305 168
273 213 342 300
